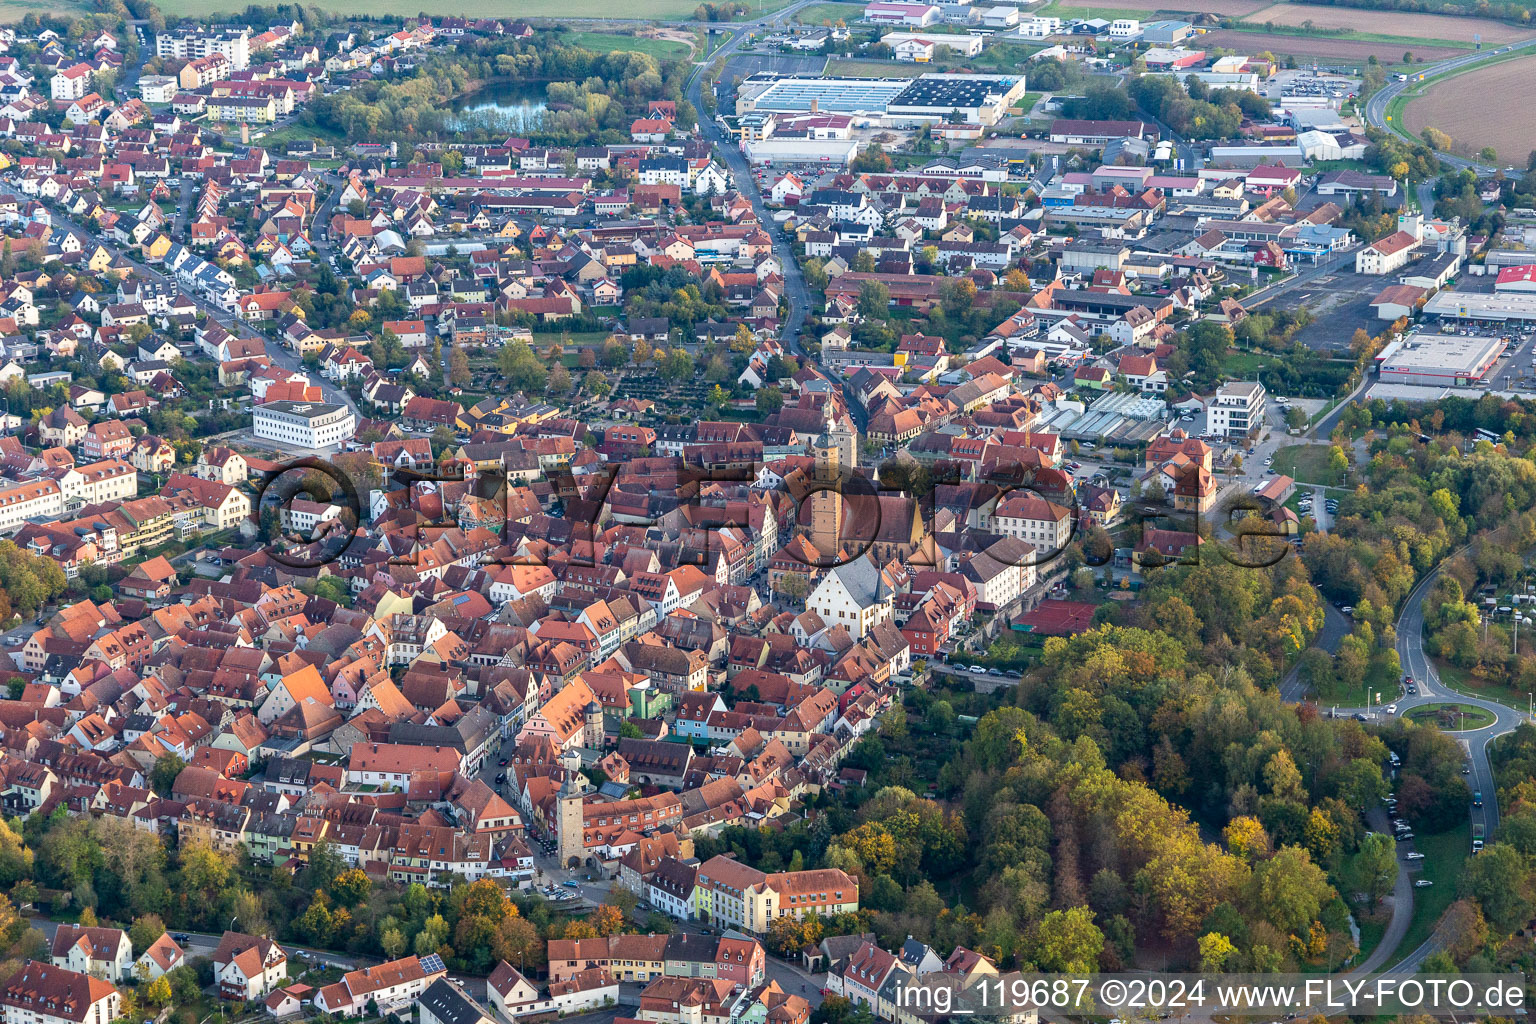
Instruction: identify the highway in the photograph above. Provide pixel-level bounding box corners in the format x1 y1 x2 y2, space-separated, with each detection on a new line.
1362 39 1536 173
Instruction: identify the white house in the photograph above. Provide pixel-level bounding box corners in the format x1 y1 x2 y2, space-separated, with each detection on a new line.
805 556 894 641
50 926 133 983
212 932 288 1001
0 962 120 1024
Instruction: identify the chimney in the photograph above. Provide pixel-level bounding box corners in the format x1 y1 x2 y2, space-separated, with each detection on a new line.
810 98 819 114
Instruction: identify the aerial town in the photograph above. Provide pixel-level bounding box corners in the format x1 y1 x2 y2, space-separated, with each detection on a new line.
0 0 1532 1022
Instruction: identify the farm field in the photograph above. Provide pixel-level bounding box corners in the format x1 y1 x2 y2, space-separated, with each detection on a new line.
1198 28 1467 62
1403 53 1536 166
151 0 797 17
1052 0 1269 14
1242 3 1527 42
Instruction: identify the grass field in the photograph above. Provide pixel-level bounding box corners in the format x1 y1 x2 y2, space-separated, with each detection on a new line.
826 58 926 77
1406 703 1498 730
1197 28 1468 62
563 31 694 59
786 1 862 24
1243 2 1528 43
1272 443 1346 487
1386 825 1469 969
1049 0 1268 11
152 0 797 18
1218 20 1466 50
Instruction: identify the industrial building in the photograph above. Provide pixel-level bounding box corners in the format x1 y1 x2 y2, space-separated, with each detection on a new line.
1376 333 1505 387
1423 289 1536 323
735 72 1025 126
741 138 860 167
1495 265 1536 293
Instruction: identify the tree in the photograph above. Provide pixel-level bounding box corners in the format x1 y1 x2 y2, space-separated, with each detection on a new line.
447 345 471 387
547 365 572 395
1031 907 1103 973
586 370 610 397
592 904 625 936
1253 845 1333 933
129 914 166 952
142 975 172 1007
1463 842 1530 931
1348 833 1398 909
779 572 810 603
328 868 371 907
1328 446 1348 477
1197 932 1238 972
149 754 185 797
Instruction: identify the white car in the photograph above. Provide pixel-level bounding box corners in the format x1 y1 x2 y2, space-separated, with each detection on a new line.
1405 852 1424 860
1386 703 1398 714
1414 879 1434 887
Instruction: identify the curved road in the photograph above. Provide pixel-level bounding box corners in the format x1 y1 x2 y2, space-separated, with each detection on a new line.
1362 38 1536 173
1301 550 1527 973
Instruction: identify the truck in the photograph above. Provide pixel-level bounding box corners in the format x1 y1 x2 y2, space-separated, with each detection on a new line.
1474 822 1485 853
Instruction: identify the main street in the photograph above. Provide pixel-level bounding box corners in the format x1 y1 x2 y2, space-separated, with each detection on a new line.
683 8 819 361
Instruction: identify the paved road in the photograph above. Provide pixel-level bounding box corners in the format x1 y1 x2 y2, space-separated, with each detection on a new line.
1311 550 1527 973
683 9 818 361
1242 248 1360 312
1362 40 1536 174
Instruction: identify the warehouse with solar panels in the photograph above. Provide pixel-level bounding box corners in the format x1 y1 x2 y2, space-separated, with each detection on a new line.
735 72 1026 126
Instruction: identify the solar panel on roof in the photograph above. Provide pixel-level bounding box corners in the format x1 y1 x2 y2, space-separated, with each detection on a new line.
419 953 446 975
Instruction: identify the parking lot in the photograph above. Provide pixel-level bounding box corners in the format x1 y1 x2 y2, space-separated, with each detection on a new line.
1282 268 1387 350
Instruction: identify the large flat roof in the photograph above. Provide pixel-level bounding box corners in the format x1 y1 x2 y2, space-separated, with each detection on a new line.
1379 333 1504 376
745 76 912 113
1424 289 1536 321
888 73 1019 112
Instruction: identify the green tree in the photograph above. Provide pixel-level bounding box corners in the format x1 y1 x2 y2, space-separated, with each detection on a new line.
1463 842 1530 931
1348 833 1398 909
129 914 166 952
1031 907 1104 973
1253 845 1333 934
149 754 185 797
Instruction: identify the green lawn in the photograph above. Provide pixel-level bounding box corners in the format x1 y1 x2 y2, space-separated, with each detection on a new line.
826 58 925 77
786 1 862 24
1428 657 1531 710
1385 824 1469 969
1222 21 1459 50
1405 702 1498 730
0 0 87 19
1271 443 1347 487
249 122 347 151
563 31 694 60
155 0 798 17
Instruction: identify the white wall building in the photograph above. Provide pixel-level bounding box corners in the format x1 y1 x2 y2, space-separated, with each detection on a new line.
1207 380 1267 438
252 400 356 449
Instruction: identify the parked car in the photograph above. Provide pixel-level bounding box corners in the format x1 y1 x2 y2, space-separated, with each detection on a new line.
1405 852 1424 860
1415 879 1434 887
1395 832 1414 842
